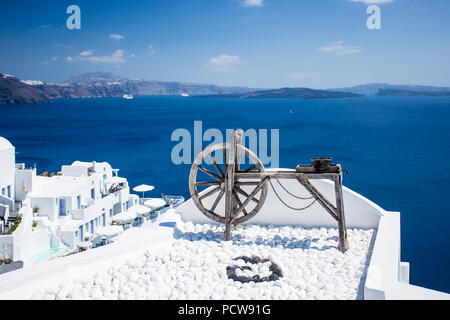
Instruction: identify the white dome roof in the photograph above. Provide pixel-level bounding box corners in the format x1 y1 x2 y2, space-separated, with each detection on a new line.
0 137 13 151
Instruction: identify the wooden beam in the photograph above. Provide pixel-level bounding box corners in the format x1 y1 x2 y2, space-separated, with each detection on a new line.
224 131 239 240
334 174 349 253
235 171 339 180
296 177 339 222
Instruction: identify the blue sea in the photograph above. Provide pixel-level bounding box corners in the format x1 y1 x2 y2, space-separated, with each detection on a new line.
1 95 449 293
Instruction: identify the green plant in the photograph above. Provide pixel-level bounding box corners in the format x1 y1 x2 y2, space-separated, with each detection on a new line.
33 206 39 214
32 221 38 228
7 217 22 235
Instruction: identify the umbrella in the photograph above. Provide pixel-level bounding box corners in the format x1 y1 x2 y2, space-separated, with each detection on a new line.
95 225 123 237
107 177 127 184
143 198 167 210
129 204 151 217
133 184 155 198
112 211 137 225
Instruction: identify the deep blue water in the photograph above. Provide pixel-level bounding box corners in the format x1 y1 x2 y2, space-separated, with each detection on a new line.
1 96 449 293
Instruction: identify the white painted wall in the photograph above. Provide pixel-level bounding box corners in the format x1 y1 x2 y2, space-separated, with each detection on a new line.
14 168 35 202
180 178 382 229
0 139 15 204
31 197 58 221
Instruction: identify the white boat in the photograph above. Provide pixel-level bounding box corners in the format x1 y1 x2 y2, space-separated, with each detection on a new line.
181 93 189 97
122 94 133 99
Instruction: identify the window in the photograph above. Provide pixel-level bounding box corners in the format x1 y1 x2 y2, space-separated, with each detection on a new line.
7 186 11 198
1 188 5 196
85 223 89 232
77 195 81 209
109 209 113 217
91 188 95 200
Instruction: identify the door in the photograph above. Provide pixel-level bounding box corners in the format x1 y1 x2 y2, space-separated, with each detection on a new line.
78 225 83 242
59 199 67 216
90 220 94 234
102 213 106 226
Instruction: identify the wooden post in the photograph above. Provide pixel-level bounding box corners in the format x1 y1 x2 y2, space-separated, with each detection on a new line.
233 130 243 232
334 170 349 253
224 131 240 240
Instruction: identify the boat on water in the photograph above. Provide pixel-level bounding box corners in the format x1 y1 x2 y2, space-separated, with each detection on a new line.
181 93 189 97
122 94 134 99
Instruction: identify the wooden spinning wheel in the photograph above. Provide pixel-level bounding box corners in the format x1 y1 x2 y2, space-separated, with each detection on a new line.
189 133 268 228
188 130 350 252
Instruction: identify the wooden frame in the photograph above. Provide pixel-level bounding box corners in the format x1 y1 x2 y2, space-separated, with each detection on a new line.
189 130 349 252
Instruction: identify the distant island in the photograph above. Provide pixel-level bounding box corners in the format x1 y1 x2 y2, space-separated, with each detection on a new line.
376 89 450 97
195 87 363 99
330 83 450 96
0 72 254 105
1 72 450 105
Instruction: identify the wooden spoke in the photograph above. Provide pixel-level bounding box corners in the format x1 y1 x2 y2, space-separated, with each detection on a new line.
208 153 224 178
211 189 225 212
242 163 257 173
198 165 222 181
235 181 260 186
232 190 248 216
199 186 221 202
195 181 220 187
234 187 259 204
233 177 268 219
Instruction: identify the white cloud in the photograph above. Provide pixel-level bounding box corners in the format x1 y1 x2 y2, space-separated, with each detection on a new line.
206 54 247 71
41 24 52 29
68 50 127 64
110 34 124 40
51 56 58 61
147 44 156 55
319 41 362 54
242 0 264 7
79 50 94 57
348 0 393 4
209 54 244 65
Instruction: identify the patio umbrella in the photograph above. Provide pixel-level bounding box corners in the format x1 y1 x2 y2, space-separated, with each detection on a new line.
143 198 167 210
112 211 137 225
95 225 123 237
130 204 151 217
133 184 155 198
107 177 127 184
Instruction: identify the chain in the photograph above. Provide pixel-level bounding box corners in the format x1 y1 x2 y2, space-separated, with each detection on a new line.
274 178 314 200
269 178 316 211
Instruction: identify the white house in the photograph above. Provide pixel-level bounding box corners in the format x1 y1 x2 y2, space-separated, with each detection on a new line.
0 137 139 263
0 138 15 235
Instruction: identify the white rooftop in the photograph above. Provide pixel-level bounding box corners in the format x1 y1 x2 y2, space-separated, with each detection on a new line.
0 137 13 151
30 176 86 198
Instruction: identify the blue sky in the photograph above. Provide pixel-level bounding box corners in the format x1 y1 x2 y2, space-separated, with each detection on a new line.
1 0 449 88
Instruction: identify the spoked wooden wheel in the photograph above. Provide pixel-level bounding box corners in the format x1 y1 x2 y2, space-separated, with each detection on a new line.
189 142 268 225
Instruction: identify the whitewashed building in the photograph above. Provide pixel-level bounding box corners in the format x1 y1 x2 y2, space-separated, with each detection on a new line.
0 137 138 264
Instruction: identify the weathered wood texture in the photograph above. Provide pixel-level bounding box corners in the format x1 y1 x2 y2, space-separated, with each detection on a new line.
188 131 349 252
